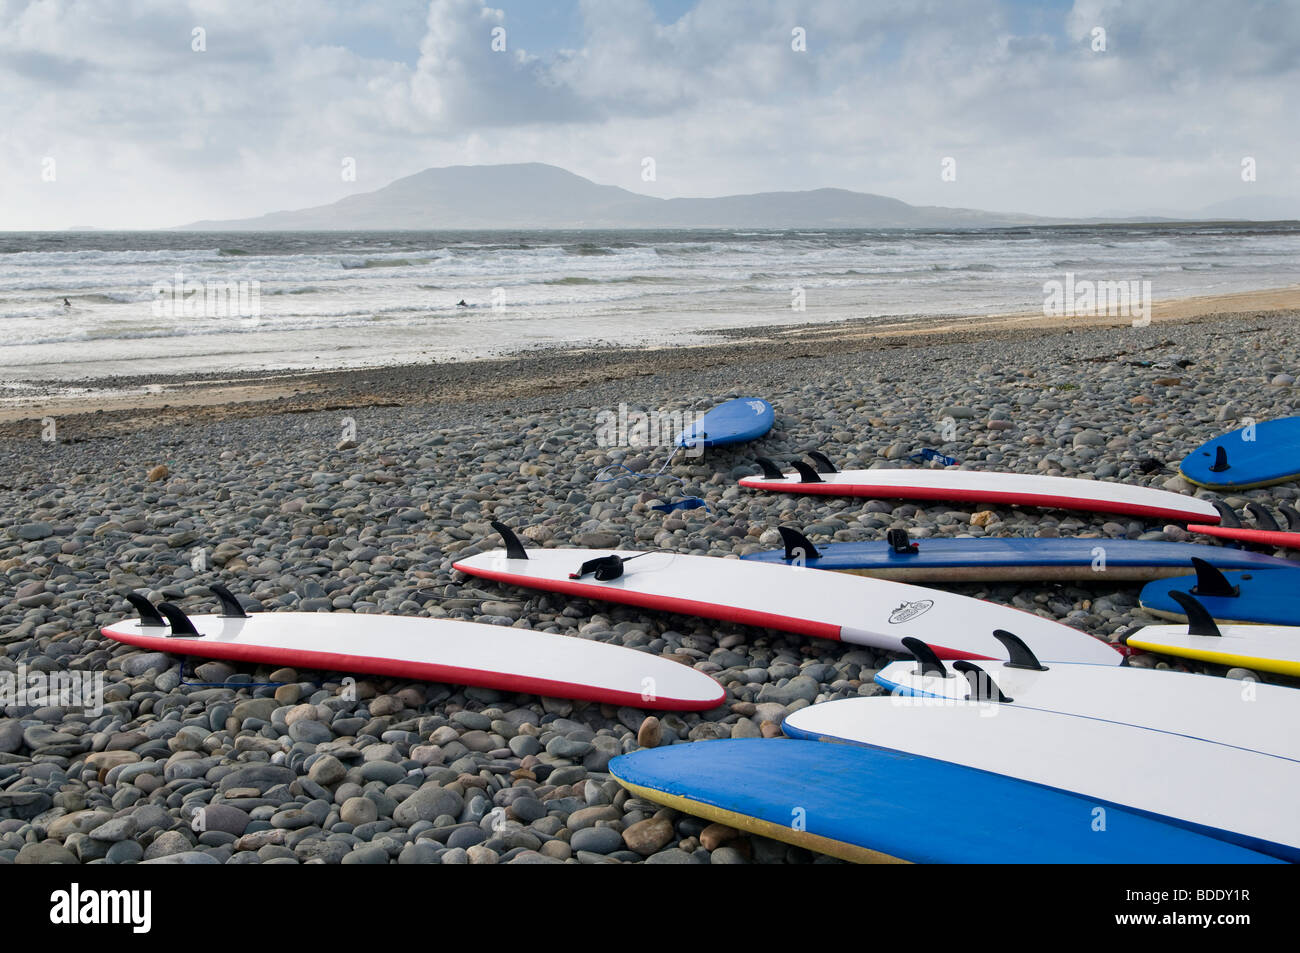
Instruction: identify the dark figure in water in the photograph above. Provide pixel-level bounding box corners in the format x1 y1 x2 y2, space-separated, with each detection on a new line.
457 299 468 307
62 297 71 307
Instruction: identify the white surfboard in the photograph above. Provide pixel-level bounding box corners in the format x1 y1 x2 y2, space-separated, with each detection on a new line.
782 699 1300 861
739 464 1220 523
875 651 1300 761
452 526 1124 666
101 591 724 711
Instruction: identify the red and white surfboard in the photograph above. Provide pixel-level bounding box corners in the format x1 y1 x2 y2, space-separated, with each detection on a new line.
1187 524 1300 550
101 611 725 711
453 545 1125 666
738 466 1221 523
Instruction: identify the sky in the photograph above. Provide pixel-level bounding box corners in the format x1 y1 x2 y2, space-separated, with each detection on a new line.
1 0 1296 227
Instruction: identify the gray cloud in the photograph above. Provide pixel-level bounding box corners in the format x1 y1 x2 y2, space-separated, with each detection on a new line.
0 0 1296 226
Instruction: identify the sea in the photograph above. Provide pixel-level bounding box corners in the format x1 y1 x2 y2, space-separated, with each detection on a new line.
1 223 1298 386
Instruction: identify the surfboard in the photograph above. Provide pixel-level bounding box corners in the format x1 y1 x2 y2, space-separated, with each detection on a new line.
100 587 725 711
1139 559 1300 625
741 526 1292 582
451 523 1125 665
1188 523 1300 550
781 699 1300 861
1122 592 1300 676
738 456 1221 522
1180 416 1300 490
873 633 1300 761
606 739 1279 864
678 397 773 449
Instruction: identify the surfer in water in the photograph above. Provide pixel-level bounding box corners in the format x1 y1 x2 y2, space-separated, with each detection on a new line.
456 299 468 307
62 297 71 308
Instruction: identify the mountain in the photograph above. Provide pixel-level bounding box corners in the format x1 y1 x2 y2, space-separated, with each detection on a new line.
178 162 1054 230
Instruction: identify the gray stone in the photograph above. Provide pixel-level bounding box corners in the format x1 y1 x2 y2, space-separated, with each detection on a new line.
393 785 464 827
89 817 137 842
106 840 145 864
569 826 623 854
645 848 705 864
121 652 171 676
141 850 221 864
195 804 251 837
342 846 389 864
16 841 77 863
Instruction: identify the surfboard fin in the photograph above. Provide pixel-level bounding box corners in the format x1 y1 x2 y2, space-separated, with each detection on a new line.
1211 500 1241 528
886 528 918 554
754 457 785 480
1188 557 1239 598
491 521 529 560
1280 503 1300 531
777 526 820 561
953 661 1012 703
569 555 625 581
900 637 946 678
209 583 249 618
992 629 1048 671
1246 502 1281 532
1168 591 1222 637
125 592 166 628
1208 445 1230 473
156 602 201 637
807 450 837 474
789 460 823 484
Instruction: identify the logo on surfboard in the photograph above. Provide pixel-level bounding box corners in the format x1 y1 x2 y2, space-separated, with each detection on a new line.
888 600 934 624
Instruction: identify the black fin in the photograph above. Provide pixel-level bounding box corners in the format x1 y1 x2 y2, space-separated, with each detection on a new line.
1169 591 1222 637
754 457 785 480
886 528 918 554
777 526 820 561
1246 502 1281 532
807 450 838 474
953 661 1012 703
156 602 201 637
1211 499 1242 528
569 554 625 581
1279 503 1300 531
1207 446 1230 473
125 592 166 628
209 583 249 618
789 460 824 484
992 629 1047 671
1189 557 1239 598
491 520 528 560
900 636 947 678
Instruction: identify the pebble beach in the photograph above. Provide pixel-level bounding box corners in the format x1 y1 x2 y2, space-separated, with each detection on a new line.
3 303 1300 865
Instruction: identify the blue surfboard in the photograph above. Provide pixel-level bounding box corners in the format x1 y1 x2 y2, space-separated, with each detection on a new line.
678 397 773 450
1141 562 1300 625
1180 416 1300 490
608 739 1281 864
741 526 1297 582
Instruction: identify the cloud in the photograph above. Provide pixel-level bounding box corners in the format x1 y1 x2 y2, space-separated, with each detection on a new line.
0 0 1297 225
